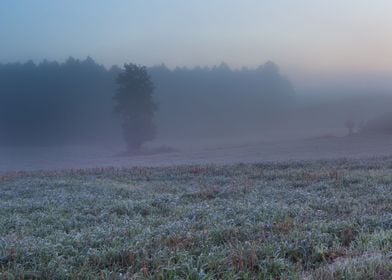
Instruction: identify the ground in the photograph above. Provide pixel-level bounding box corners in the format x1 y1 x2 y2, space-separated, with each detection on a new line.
1 158 391 279
3 134 392 173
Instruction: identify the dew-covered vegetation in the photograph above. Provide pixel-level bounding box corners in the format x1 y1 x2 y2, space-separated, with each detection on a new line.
1 158 392 279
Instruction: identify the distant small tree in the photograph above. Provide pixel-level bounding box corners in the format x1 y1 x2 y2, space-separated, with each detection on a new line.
345 120 355 135
114 64 158 151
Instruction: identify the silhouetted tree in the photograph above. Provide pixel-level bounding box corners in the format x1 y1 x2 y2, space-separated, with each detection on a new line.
114 64 157 151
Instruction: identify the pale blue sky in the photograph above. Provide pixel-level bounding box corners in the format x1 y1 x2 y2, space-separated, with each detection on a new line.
1 0 392 76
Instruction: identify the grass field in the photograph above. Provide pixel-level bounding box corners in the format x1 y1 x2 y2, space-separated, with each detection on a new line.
1 158 392 279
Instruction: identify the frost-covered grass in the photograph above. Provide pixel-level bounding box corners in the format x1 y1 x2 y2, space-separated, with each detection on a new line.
0 158 392 279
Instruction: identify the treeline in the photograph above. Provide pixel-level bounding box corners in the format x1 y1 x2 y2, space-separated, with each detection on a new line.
149 62 295 138
0 57 118 145
0 58 295 145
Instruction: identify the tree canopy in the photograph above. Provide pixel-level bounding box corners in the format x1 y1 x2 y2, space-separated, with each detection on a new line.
114 64 157 151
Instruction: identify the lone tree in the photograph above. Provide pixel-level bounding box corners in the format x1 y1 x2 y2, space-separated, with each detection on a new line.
114 64 158 152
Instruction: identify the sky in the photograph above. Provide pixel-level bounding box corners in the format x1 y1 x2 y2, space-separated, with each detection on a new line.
1 0 392 79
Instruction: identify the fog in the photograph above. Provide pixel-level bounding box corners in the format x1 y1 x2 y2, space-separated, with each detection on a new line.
1 56 392 172
4 3 392 279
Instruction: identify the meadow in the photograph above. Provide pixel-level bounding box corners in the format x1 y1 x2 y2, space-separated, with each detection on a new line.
0 158 391 279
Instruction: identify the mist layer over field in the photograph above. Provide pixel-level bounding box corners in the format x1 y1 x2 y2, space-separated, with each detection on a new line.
2 58 392 172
